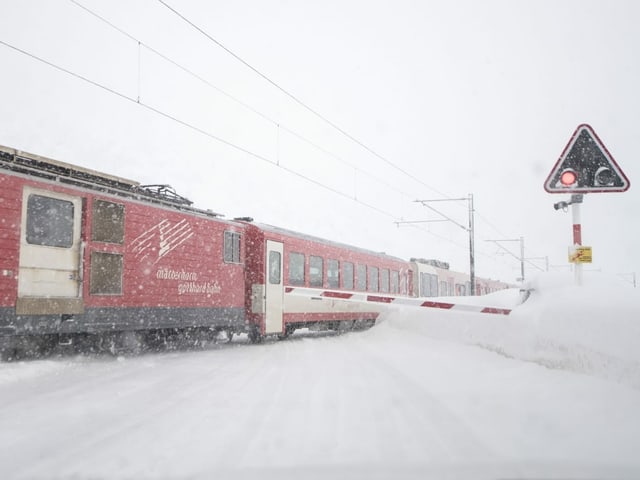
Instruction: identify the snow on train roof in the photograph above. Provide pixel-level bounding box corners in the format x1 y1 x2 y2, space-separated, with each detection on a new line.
0 144 224 217
247 221 409 263
0 144 139 187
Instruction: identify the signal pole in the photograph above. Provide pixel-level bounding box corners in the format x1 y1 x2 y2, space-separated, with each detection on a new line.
545 124 630 287
571 194 583 286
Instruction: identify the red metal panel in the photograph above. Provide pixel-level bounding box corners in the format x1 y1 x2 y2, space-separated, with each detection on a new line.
366 295 395 303
321 291 353 299
480 307 512 315
572 224 582 246
242 224 266 332
0 174 22 307
420 300 455 309
283 312 379 322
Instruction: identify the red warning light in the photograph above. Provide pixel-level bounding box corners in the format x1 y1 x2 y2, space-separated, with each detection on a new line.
560 169 577 186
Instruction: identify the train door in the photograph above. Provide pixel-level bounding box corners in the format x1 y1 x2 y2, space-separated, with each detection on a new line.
264 240 284 334
16 187 84 314
407 269 414 297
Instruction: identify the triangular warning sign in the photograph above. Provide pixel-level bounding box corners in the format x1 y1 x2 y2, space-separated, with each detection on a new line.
544 124 630 193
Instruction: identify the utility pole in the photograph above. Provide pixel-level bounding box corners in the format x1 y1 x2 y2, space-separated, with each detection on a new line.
397 194 476 294
467 194 475 295
618 272 637 288
526 256 549 272
486 237 525 283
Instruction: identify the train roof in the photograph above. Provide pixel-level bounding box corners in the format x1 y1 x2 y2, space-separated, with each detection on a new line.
242 220 408 263
0 145 224 218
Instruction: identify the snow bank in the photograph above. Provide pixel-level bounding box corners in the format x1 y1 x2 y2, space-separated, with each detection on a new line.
377 271 640 389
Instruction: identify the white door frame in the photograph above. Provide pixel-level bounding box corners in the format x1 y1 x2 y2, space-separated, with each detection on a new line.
17 187 84 314
264 240 284 334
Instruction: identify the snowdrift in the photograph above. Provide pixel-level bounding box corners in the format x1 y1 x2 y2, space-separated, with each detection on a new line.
376 272 640 389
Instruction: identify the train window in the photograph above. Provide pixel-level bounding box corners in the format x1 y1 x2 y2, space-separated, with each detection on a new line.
288 252 305 286
343 262 354 290
391 271 399 294
356 264 367 291
90 251 123 295
439 281 448 296
420 273 438 297
327 259 339 289
380 268 389 293
430 275 439 297
456 284 466 296
26 194 74 248
92 199 125 244
309 255 323 287
419 273 428 297
268 251 281 285
368 267 379 292
223 231 241 263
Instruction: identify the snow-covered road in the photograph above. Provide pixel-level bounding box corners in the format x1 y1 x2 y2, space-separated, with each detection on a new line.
1 275 640 479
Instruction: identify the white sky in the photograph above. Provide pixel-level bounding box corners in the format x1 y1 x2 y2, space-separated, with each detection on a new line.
1 0 639 284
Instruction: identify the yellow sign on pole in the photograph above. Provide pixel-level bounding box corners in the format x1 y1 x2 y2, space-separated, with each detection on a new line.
568 246 592 263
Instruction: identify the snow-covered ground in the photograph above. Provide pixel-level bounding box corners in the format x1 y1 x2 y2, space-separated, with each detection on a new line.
1 272 639 480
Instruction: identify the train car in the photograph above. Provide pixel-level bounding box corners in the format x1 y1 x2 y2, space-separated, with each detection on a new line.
409 258 470 296
241 222 414 341
409 258 443 297
0 144 418 354
0 145 248 355
409 258 512 297
0 144 513 358
475 277 512 295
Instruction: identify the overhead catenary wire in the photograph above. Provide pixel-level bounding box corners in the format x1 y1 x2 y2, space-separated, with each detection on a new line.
69 0 421 206
66 0 506 261
0 37 473 253
156 0 450 199
72 0 538 266
0 20 527 274
0 40 519 275
154 0 548 266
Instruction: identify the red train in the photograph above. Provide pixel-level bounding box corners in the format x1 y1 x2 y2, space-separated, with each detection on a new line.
0 145 510 357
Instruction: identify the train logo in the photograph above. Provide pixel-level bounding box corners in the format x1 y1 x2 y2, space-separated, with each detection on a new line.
132 218 194 263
